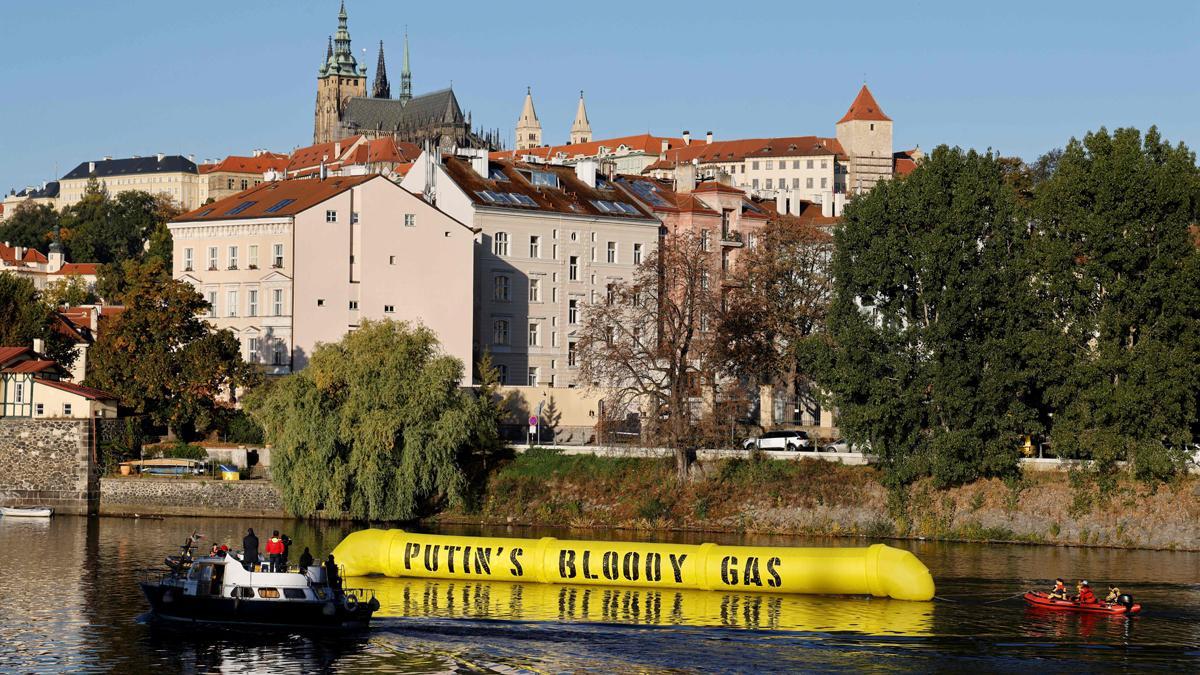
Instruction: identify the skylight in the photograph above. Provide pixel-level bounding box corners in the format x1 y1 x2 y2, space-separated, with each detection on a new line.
224 200 257 216
510 193 538 207
531 171 559 188
264 198 296 213
590 200 612 213
488 167 509 182
195 208 214 218
622 180 671 208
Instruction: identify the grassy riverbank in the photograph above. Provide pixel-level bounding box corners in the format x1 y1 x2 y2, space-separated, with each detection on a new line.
436 448 1200 551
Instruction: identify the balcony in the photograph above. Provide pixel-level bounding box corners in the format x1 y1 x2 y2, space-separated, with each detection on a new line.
720 229 743 247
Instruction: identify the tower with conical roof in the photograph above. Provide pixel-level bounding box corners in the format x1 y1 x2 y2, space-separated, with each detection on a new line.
399 31 412 104
314 1 367 143
514 87 542 150
568 90 592 145
372 41 391 99
835 84 893 193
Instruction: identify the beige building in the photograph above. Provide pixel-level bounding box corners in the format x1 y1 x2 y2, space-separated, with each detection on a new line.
170 175 475 376
0 346 119 419
1 181 60 220
198 151 290 204
1 240 99 293
835 85 894 194
59 154 201 210
402 149 661 389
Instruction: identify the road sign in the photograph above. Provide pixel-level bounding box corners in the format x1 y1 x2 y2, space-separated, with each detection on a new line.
529 415 539 426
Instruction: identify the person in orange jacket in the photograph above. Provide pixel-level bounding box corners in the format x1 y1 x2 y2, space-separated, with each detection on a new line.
266 530 284 572
1075 580 1097 604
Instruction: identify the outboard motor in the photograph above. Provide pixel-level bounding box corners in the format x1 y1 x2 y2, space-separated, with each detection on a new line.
1117 594 1134 611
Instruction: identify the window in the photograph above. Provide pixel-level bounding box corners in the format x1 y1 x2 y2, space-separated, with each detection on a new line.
13 382 23 404
568 299 579 324
821 177 828 188
239 179 249 190
806 177 814 189
497 364 508 384
527 367 538 386
765 161 773 170
183 248 193 271
248 290 258 317
273 341 286 366
493 319 509 345
570 231 578 242
493 232 509 256
228 246 238 269
349 300 358 310
272 289 283 316
701 270 710 291
551 287 558 303
35 403 43 416
494 275 510 301
384 305 394 313
751 161 760 170
248 337 261 363
606 241 617 263
870 123 875 131
793 160 800 169
264 198 295 213
791 178 799 188
227 290 238 317
821 160 828 169
752 179 759 189
529 278 541 302
766 179 773 190
207 291 218 317
569 256 579 281
325 210 337 223
529 235 540 258
396 213 412 228
528 322 540 347
606 283 615 304
552 244 558 259
568 341 577 367
807 159 814 169
389 255 396 265
316 298 325 307
248 245 258 268
272 244 284 268
224 200 257 216
591 247 596 262
701 230 711 252
208 247 219 270
227 178 234 190
633 243 643 265
63 403 72 416
283 588 307 599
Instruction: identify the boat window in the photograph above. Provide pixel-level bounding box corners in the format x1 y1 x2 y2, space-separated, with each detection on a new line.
233 587 256 598
257 587 281 599
283 588 307 599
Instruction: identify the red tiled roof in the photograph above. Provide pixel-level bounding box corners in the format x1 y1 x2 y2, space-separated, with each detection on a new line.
346 137 421 166
22 248 48 264
2 359 60 374
893 148 920 177
492 134 687 162
793 201 840 225
838 85 891 124
287 135 364 173
174 175 377 222
649 136 844 169
694 181 745 195
208 153 290 175
393 162 415 177
198 163 218 174
53 262 99 276
36 378 120 401
0 347 33 366
53 312 92 344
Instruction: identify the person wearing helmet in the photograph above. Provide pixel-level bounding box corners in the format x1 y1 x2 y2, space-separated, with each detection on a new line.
1075 580 1097 604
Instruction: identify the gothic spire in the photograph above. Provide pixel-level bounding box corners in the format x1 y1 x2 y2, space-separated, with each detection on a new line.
569 89 592 144
372 40 391 98
326 36 333 60
328 0 362 77
399 30 412 104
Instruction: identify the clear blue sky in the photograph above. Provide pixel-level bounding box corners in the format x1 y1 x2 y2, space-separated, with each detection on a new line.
1 0 1197 193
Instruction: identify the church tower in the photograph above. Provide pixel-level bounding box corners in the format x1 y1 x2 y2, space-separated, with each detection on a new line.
568 90 592 145
399 31 412 104
514 87 542 150
372 41 391 99
313 1 367 144
835 84 893 194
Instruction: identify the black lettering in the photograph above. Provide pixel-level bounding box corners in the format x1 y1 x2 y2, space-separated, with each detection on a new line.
404 542 419 570
766 556 782 588
721 556 737 585
463 546 471 573
669 553 687 583
583 550 600 579
446 545 463 573
602 551 619 580
475 547 492 575
509 547 524 577
622 552 640 581
743 556 762 587
424 544 440 572
559 549 577 579
645 552 662 582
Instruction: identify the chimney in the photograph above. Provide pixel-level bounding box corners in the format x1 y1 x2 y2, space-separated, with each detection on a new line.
821 194 833 218
156 153 165 162
188 154 195 162
33 338 44 355
320 154 328 180
334 141 342 158
673 163 696 194
102 156 112 161
13 245 23 261
88 161 96 174
575 159 598 189
682 130 691 146
706 131 713 145
660 139 669 154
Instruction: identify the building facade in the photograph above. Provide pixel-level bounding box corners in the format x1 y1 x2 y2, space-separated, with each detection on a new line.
59 155 201 210
0 346 119 419
198 151 290 204
170 175 475 375
1 182 60 220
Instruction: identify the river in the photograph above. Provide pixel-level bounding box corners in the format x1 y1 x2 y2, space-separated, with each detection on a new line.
0 515 1196 672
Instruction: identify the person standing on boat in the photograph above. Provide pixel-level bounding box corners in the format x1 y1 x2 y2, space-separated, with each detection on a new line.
298 547 314 570
280 533 292 572
325 554 342 596
266 531 284 572
243 528 260 571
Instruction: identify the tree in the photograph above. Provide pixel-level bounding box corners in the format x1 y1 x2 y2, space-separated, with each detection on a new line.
0 202 58 248
246 320 501 520
59 183 181 266
576 230 720 479
85 259 259 437
818 146 1041 486
0 274 77 368
95 258 171 306
1030 127 1200 479
43 274 97 307
718 215 834 423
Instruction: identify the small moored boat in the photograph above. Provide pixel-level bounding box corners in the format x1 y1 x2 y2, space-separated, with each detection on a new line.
1024 590 1141 615
0 506 53 518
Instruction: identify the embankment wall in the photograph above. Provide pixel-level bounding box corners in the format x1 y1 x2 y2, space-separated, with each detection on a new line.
99 478 287 518
0 418 97 515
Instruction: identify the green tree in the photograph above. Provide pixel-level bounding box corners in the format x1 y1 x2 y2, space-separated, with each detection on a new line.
819 146 1041 486
85 259 259 437
1030 127 1200 479
0 202 58 248
43 274 97 307
0 274 77 368
246 320 500 520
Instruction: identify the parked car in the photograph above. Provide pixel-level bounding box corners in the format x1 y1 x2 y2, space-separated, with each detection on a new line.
822 439 850 453
743 430 811 452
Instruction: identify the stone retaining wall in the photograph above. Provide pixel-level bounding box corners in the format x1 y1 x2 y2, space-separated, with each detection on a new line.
100 477 288 518
0 418 97 515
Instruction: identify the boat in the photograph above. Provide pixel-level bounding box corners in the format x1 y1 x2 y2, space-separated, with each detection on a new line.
140 536 379 631
0 506 53 518
121 458 208 476
1023 590 1141 615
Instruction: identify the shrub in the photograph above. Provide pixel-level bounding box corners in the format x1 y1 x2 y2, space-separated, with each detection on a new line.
223 410 264 444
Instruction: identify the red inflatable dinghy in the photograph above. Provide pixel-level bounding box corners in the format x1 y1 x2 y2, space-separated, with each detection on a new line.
1024 591 1141 615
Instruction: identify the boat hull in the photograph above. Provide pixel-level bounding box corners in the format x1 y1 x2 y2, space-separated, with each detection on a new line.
0 507 53 518
1023 591 1141 615
139 582 375 631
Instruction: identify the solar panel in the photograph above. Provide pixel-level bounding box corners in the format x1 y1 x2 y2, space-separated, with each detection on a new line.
510 193 538 207
264 198 296 213
623 180 670 207
224 200 257 216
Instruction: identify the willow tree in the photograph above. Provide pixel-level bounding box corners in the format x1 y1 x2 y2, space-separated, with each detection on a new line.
247 320 498 520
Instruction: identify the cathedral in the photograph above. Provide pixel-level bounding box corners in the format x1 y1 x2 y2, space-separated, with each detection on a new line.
312 2 501 150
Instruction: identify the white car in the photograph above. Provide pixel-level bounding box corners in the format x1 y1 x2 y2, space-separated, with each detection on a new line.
743 430 812 452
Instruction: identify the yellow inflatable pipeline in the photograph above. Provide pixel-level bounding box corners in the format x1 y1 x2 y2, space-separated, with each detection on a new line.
332 530 935 601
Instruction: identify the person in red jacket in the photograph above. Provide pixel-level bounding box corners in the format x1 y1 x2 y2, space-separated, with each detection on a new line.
266 530 284 572
1075 580 1097 604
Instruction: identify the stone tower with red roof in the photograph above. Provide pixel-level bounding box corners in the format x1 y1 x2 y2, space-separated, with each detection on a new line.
835 84 894 194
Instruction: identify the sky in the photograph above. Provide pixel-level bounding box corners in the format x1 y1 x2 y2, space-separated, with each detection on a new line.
1 0 1197 193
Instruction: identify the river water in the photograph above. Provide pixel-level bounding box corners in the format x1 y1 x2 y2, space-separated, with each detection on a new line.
0 515 1197 673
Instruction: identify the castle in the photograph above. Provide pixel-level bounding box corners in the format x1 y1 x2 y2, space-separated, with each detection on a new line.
312 2 501 150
